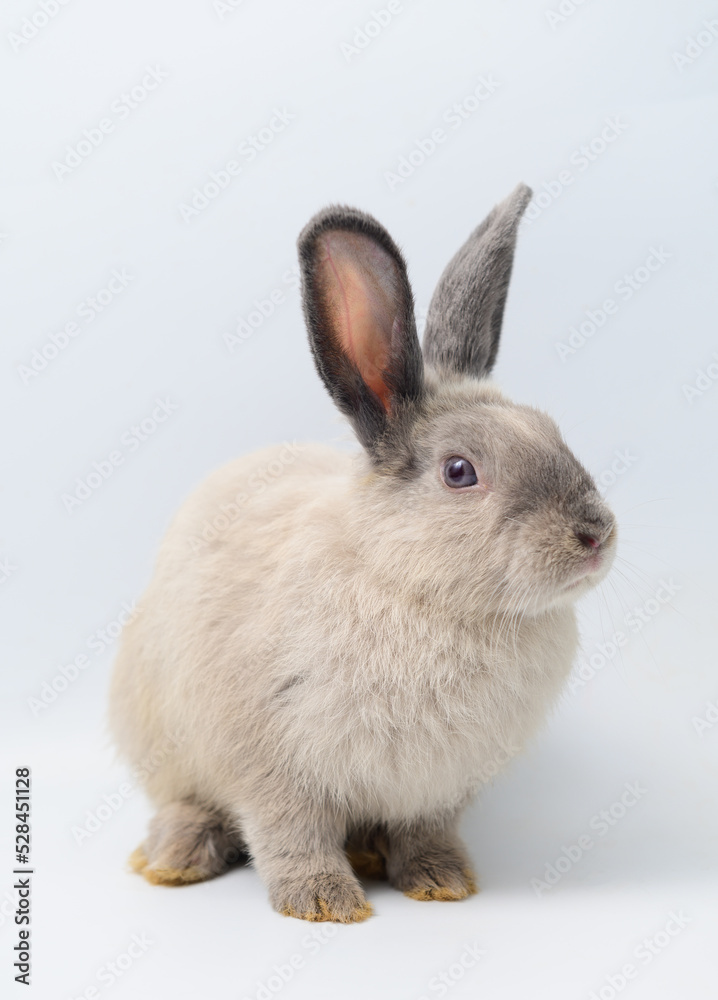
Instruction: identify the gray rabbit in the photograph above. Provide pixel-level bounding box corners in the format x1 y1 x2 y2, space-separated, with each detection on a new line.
110 184 616 922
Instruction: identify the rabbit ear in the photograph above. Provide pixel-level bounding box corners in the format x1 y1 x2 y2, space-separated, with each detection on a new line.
298 206 424 455
422 183 532 379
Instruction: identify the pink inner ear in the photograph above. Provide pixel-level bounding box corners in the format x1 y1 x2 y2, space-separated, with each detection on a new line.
320 233 395 412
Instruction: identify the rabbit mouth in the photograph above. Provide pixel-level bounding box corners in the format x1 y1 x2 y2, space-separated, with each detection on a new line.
560 552 608 592
562 574 594 592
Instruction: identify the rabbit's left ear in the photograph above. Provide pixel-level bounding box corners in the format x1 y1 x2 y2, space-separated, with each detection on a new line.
423 183 532 379
298 206 424 455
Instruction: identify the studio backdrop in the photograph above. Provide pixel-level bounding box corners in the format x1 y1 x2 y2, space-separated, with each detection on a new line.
1 2 716 998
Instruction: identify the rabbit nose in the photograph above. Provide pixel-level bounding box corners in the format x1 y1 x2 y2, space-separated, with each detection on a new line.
574 513 616 552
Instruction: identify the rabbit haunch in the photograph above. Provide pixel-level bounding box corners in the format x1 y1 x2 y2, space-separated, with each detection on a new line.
110 184 616 922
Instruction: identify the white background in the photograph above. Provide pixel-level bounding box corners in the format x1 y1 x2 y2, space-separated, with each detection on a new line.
1 0 717 997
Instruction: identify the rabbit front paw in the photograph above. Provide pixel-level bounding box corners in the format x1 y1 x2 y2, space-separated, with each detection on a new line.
272 873 373 923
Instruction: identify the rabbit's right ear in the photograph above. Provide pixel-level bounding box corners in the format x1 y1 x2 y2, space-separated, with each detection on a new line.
298 206 424 457
423 184 532 379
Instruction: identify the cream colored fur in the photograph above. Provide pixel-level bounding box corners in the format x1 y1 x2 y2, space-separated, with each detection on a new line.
109 189 616 921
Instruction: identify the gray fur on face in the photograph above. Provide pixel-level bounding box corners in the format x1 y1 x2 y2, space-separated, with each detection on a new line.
109 187 617 923
423 183 532 379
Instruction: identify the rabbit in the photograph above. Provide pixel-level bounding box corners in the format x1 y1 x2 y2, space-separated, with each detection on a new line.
109 183 617 923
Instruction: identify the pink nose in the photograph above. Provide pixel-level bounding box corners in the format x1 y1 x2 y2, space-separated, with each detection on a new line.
577 532 600 550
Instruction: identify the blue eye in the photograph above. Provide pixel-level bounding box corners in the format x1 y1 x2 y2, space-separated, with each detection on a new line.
443 457 478 488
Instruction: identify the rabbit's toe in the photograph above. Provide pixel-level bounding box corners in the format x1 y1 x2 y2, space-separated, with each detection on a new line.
393 853 478 901
128 801 244 887
129 845 210 886
275 873 373 923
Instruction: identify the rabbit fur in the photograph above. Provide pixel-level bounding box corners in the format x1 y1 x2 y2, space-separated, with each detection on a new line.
110 184 616 922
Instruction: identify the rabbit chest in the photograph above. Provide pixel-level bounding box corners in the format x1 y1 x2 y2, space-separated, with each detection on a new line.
278 607 578 823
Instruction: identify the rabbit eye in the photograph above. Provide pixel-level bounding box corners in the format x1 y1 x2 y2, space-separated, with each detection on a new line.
442 456 478 488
